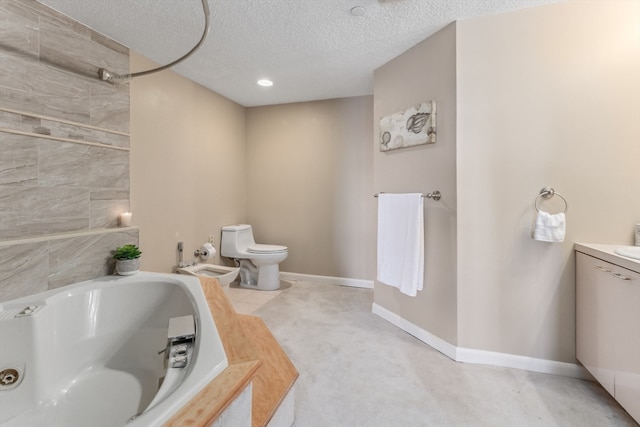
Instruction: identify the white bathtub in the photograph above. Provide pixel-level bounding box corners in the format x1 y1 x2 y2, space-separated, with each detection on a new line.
0 272 228 427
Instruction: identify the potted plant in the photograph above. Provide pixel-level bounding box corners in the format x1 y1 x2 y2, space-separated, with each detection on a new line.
113 244 142 276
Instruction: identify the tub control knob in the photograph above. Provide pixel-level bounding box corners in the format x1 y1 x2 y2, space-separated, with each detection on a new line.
173 344 188 355
171 355 188 368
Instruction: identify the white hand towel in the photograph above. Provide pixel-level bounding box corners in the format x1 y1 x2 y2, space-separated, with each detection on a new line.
533 211 566 242
377 193 424 296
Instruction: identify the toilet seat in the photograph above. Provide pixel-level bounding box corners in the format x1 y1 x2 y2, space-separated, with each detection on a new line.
247 244 287 254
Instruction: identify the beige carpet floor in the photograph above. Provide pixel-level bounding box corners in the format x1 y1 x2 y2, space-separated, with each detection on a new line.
254 281 637 427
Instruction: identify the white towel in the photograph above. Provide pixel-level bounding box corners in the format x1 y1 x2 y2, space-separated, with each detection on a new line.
377 193 424 296
533 211 566 242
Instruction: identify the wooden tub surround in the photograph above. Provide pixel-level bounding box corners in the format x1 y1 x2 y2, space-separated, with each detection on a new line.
166 277 299 427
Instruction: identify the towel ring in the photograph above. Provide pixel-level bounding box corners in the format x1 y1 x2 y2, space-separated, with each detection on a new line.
534 186 568 213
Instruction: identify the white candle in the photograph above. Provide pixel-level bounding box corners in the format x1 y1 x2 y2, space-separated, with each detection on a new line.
120 212 132 227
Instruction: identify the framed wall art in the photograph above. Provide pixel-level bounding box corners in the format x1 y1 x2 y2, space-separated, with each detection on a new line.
379 100 436 152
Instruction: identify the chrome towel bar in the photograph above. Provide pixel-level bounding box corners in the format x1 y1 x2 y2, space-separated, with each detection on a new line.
374 191 441 201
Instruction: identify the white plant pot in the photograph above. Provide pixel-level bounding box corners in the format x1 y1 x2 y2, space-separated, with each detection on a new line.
115 258 140 276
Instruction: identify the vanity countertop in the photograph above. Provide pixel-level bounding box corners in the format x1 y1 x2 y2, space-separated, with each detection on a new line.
575 243 640 273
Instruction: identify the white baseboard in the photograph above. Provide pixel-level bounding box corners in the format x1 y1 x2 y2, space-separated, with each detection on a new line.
372 303 589 380
372 303 457 360
279 272 373 289
456 347 591 380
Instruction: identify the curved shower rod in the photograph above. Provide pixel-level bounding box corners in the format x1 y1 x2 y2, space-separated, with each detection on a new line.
98 0 211 83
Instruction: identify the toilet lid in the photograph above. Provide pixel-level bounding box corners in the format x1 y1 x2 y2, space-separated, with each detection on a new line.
247 244 287 254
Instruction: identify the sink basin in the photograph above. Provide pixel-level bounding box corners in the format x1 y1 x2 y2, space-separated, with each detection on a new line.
614 246 640 260
177 264 240 287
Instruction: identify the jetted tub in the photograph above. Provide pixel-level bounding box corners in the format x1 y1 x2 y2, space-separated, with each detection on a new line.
0 272 228 427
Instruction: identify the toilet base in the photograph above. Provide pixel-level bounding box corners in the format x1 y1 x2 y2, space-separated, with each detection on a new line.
238 260 281 291
237 281 283 291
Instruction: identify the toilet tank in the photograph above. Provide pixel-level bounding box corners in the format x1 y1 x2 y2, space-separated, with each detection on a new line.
221 224 256 257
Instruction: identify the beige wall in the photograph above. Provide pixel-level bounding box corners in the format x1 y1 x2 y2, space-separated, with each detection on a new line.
456 1 640 362
245 97 375 279
130 52 246 273
130 55 374 279
373 24 458 344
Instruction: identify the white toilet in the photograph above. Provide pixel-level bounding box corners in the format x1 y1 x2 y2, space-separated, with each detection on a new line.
220 224 288 291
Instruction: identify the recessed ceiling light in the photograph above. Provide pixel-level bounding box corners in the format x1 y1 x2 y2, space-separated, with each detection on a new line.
350 6 366 16
257 79 273 87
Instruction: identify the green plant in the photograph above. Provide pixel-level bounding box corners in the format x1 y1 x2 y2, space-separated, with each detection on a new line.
113 244 142 260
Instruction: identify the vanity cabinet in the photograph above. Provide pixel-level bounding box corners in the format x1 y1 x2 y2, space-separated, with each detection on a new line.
576 251 640 423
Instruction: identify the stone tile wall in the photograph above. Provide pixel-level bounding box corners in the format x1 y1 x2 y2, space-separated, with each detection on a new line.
0 0 136 301
0 228 139 301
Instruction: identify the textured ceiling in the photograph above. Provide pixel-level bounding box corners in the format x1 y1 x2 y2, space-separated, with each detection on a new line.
38 0 560 107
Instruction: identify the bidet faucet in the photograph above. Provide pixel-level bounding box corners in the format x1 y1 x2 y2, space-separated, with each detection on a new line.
178 241 184 268
192 249 202 266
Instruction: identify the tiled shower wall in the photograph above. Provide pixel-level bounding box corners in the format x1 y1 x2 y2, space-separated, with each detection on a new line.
0 0 137 301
